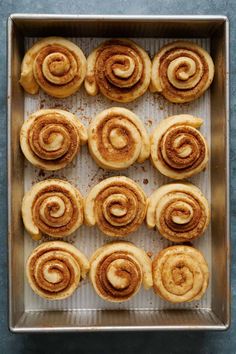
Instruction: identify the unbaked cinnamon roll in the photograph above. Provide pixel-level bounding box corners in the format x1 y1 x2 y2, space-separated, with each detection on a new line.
152 245 209 303
88 107 150 170
85 39 151 102
150 41 214 103
150 115 208 179
84 176 147 237
147 183 210 242
90 242 153 302
19 37 87 98
20 109 88 171
26 241 89 300
22 179 84 240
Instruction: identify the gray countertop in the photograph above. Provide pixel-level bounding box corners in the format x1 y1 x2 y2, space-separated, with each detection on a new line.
0 0 235 353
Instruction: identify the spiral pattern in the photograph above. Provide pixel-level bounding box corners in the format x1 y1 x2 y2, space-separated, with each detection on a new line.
90 242 153 302
88 107 150 170
152 246 209 303
150 115 208 179
150 41 214 103
19 37 87 98
147 183 210 242
20 109 88 171
26 241 89 300
22 179 84 240
85 39 151 102
85 176 147 237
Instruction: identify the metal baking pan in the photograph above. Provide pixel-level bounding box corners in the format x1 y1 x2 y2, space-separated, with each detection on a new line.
7 14 230 332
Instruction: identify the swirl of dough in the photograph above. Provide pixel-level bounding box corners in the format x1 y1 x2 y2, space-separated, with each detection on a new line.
85 39 151 102
26 241 89 300
22 179 84 240
88 107 150 170
20 109 87 171
150 115 208 179
150 41 214 103
90 242 153 302
152 245 209 303
84 176 147 237
147 183 210 242
19 37 87 98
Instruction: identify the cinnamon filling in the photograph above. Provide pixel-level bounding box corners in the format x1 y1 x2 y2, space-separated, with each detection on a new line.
29 248 77 296
32 184 79 235
94 40 146 99
96 114 138 163
158 124 206 172
95 253 142 300
158 192 207 240
33 45 81 90
158 48 209 100
159 253 204 299
94 182 146 236
28 113 79 166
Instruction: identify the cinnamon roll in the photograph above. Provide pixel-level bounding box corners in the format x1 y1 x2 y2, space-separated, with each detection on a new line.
19 37 87 98
85 39 151 102
26 241 89 300
150 115 208 179
22 179 84 240
84 176 147 237
20 109 88 171
152 245 209 303
88 107 150 170
90 242 153 302
147 183 210 242
150 41 214 103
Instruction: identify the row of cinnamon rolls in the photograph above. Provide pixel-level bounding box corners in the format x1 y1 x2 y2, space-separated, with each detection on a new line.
27 240 209 304
20 37 214 103
20 108 209 180
22 177 210 242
